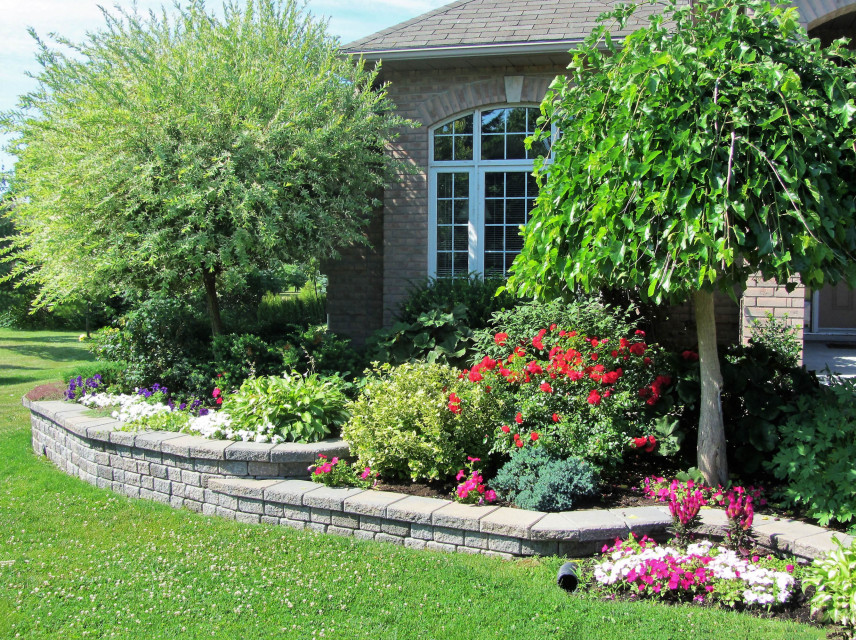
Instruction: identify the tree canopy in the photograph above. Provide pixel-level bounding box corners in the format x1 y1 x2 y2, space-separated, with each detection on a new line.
1 0 412 334
507 0 856 484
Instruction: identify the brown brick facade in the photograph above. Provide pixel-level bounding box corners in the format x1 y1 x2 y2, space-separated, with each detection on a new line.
740 276 805 352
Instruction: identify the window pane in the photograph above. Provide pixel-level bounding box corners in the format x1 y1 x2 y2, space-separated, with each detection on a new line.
485 199 502 225
453 172 469 198
438 173 453 199
437 253 452 278
506 226 523 252
481 109 507 134
485 225 504 252
506 134 527 160
453 252 469 275
529 137 550 159
485 252 505 276
437 200 452 225
481 134 505 161
527 173 538 194
485 172 504 197
506 199 525 225
506 108 528 133
434 136 453 162
453 225 468 251
437 226 452 251
454 137 473 161
454 114 474 135
453 200 469 224
505 253 517 272
506 172 525 197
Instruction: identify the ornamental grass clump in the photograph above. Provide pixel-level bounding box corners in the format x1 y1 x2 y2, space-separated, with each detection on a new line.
594 535 797 608
804 537 856 638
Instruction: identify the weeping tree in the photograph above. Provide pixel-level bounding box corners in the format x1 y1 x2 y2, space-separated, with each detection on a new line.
1 0 411 336
507 0 856 485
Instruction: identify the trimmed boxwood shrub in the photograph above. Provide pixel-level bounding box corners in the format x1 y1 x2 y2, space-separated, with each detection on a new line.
343 362 505 482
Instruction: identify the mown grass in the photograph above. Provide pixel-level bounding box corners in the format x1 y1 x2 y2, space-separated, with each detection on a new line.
0 328 826 639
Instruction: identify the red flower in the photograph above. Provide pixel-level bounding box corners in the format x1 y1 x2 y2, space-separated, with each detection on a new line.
633 437 647 448
629 342 646 356
552 413 560 423
468 369 483 383
550 324 557 331
501 424 511 433
215 397 223 405
515 440 524 448
515 412 523 424
559 330 566 337
645 436 657 453
682 350 699 361
494 332 509 346
644 357 652 365
590 353 599 361
587 389 602 405
635 330 646 337
591 338 600 347
514 346 526 357
568 331 577 337
448 392 462 414
602 371 620 385
217 373 223 378
530 432 540 441
611 350 619 358
539 382 553 393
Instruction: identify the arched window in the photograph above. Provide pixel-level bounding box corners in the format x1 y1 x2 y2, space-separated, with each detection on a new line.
428 106 550 278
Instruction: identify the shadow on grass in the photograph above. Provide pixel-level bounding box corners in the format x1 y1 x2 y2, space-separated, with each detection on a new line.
2 344 95 363
0 374 55 387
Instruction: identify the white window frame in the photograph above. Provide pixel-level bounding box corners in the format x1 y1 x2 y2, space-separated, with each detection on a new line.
427 105 551 278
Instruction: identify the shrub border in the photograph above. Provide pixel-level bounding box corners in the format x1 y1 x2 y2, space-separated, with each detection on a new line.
25 397 852 560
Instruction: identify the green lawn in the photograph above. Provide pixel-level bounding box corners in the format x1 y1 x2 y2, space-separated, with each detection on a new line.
0 328 825 639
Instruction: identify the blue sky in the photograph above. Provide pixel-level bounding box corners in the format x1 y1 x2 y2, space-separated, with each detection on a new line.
0 0 449 170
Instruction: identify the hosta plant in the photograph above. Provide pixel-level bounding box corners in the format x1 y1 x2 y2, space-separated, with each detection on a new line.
223 372 349 443
804 538 856 638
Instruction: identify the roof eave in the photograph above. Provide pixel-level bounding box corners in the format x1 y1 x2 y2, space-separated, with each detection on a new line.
342 39 589 62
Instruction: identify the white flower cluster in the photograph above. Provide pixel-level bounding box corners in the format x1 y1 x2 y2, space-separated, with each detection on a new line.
593 539 795 606
75 393 286 443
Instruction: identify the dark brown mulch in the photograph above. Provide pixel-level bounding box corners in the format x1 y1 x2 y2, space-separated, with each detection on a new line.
25 382 66 402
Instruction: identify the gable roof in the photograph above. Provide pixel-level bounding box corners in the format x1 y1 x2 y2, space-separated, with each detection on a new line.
341 0 660 59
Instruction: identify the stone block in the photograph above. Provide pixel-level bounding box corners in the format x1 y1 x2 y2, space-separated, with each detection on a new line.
261 516 280 526
360 515 383 533
386 496 451 525
281 519 307 531
153 478 171 495
96 465 113 480
376 533 405 546
140 488 155 501
554 510 628 542
248 462 281 477
170 496 185 509
457 546 481 555
167 466 183 482
353 530 376 542
208 477 280 499
188 439 233 460
124 472 141 487
96 476 111 489
303 486 365 511
149 463 168 480
754 518 835 556
381 521 411 538
108 430 138 447
269 439 349 463
236 512 260 525
134 431 185 452
311 508 333 525
184 500 203 513
278 462 312 478
184 485 204 502
238 498 264 515
488 534 522 555
282 505 311 522
793 532 854 559
427 541 456 553
225 442 272 462
219 460 249 476
218 493 239 511
343 491 408 517
264 503 285 518
558 539 604 558
181 470 202 487
433 526 464 546
464 531 489 550
696 507 729 537
331 513 360 529
483 550 513 560
160 435 202 457
530 513 582 541
140 475 155 490
216 506 237 520
520 539 559 556
264 480 320 506
305 522 327 534
432 502 500 531
152 491 171 505
202 502 217 517
328 526 355 538
480 507 547 538
405 538 428 551
194 459 221 474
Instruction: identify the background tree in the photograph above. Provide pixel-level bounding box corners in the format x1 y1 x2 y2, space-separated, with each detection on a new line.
508 0 856 485
1 0 411 336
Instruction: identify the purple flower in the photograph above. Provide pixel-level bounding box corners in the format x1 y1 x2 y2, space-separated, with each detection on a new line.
198 408 209 417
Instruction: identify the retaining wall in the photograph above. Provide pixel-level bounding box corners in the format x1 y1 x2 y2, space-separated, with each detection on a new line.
26 398 852 560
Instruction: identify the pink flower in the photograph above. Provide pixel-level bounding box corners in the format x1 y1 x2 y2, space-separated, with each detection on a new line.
361 467 372 479
212 388 221 398
786 564 794 573
456 469 466 482
485 489 497 503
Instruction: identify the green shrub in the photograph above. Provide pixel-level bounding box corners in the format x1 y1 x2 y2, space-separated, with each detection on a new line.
63 361 127 390
282 325 364 380
343 362 504 482
223 372 349 443
748 312 801 370
804 537 856 636
256 291 326 333
212 333 284 390
471 297 638 362
491 447 599 512
367 304 473 367
767 377 856 527
396 275 515 328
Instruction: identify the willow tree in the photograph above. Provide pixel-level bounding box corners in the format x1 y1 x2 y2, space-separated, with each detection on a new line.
508 0 856 485
1 0 411 336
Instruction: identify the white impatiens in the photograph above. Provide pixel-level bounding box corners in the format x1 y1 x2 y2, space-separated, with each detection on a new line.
593 536 796 608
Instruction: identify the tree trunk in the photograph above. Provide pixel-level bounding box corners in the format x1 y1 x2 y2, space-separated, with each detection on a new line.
693 289 728 486
202 270 224 337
